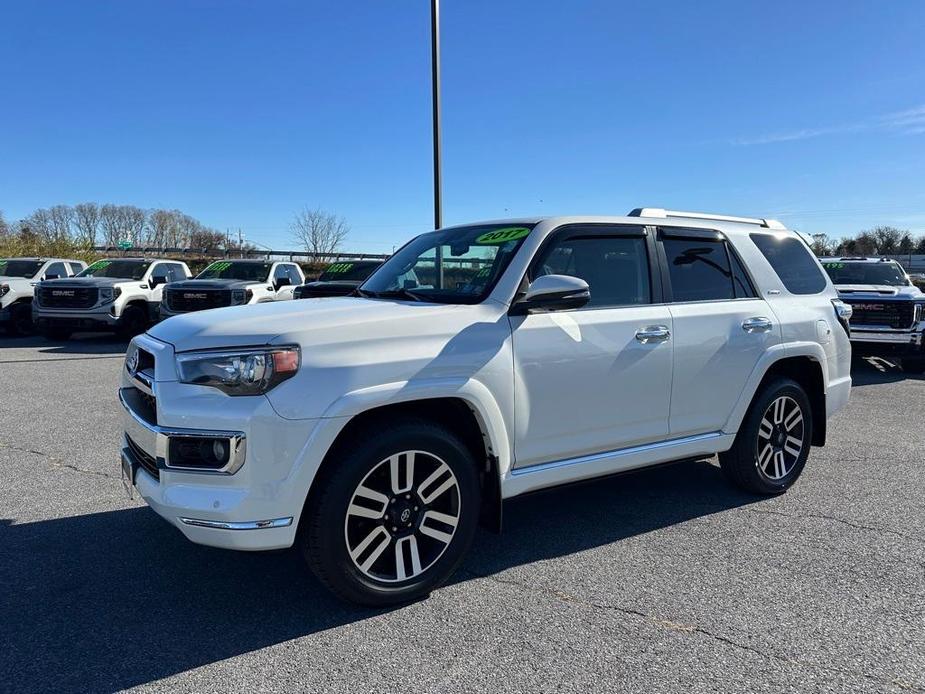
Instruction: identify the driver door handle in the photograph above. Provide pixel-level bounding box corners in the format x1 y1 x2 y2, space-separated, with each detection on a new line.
635 325 671 343
742 316 773 333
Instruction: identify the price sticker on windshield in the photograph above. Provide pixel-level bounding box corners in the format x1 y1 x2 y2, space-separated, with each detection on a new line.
86 260 112 271
475 227 531 245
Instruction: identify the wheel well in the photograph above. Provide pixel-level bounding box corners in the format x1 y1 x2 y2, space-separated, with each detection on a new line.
758 357 826 446
306 398 502 532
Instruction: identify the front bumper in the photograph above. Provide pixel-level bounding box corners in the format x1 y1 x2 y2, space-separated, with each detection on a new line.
33 308 120 331
850 328 924 357
118 334 346 551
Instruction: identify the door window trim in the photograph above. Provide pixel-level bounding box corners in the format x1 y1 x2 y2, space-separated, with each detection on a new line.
656 226 761 305
514 223 662 312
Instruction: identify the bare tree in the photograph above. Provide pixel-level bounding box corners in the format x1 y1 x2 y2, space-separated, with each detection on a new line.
290 207 349 259
190 227 226 251
24 208 54 239
99 204 122 246
48 204 75 240
73 202 101 245
122 205 147 245
0 211 10 237
810 233 832 256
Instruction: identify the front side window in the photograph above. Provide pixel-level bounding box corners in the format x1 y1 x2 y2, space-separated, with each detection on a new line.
663 237 735 302
751 234 828 295
533 234 651 309
196 261 273 282
77 259 150 280
0 259 44 278
361 223 535 304
44 262 68 279
820 260 909 287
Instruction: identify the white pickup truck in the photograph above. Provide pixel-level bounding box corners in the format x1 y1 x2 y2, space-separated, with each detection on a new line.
33 257 191 339
0 257 87 334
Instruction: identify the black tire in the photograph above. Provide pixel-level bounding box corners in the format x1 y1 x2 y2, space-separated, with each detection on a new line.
40 326 72 340
719 378 813 495
900 357 925 375
118 305 147 339
7 304 34 336
302 418 481 606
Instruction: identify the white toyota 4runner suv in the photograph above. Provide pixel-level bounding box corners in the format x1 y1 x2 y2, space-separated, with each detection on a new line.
159 259 305 319
820 257 925 373
34 257 192 339
120 209 853 605
0 257 87 334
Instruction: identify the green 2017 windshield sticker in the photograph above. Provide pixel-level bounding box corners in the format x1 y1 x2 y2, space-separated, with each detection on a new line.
475 227 531 245
325 262 354 274
87 260 112 271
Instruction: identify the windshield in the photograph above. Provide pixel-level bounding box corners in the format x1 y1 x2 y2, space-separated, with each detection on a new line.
0 259 44 278
77 259 150 280
821 261 910 287
361 223 535 304
196 261 272 282
318 261 381 282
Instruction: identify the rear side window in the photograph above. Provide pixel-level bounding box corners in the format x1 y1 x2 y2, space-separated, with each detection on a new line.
750 234 827 295
663 237 737 302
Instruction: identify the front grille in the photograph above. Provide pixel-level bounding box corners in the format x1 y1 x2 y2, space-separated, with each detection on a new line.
844 299 916 330
126 435 159 481
166 288 232 313
38 286 98 308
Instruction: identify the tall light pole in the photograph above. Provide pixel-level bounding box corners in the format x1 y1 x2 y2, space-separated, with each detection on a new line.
430 0 442 230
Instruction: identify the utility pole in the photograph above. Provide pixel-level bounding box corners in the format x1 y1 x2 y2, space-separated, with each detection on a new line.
431 0 444 287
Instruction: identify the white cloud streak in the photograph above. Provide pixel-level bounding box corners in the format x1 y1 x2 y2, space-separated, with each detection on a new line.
731 104 925 146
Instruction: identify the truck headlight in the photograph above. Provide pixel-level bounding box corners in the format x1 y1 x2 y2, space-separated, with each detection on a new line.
0 284 9 298
99 287 121 304
176 346 300 396
232 289 247 304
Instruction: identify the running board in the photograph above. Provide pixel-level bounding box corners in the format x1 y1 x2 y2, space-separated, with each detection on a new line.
503 432 731 498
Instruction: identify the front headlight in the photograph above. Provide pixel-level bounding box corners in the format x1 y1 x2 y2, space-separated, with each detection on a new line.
232 289 247 304
0 284 9 298
99 287 122 304
176 346 300 396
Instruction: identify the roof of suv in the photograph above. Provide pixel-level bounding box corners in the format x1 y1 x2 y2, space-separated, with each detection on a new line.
819 257 902 264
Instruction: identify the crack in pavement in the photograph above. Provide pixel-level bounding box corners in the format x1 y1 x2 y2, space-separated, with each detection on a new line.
0 441 117 480
463 569 925 691
747 507 925 545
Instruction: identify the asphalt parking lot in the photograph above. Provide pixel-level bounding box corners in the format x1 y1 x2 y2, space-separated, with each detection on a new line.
1 335 923 694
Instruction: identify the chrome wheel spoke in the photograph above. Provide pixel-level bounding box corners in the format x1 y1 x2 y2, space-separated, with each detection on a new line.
757 443 774 472
394 536 423 580
348 485 389 520
772 397 786 424
418 462 455 504
351 526 391 572
389 452 415 495
758 418 774 440
783 407 803 432
773 451 786 478
784 435 802 458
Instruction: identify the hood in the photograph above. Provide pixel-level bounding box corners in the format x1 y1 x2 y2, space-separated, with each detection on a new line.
167 278 262 291
39 277 132 288
836 284 924 299
294 281 359 298
0 276 35 290
147 296 477 352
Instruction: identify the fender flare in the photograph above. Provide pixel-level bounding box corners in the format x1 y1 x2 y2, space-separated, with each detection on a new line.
723 342 829 435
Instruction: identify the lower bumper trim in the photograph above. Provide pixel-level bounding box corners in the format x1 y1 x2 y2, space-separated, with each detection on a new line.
178 516 293 530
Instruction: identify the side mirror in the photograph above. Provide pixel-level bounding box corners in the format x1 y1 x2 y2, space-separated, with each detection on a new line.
274 276 291 290
150 274 168 287
44 274 60 281
511 274 590 315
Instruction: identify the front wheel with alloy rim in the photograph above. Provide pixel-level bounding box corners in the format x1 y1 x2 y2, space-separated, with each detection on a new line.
719 378 813 495
301 419 481 606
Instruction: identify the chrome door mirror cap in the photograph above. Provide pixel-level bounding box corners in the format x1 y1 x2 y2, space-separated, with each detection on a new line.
512 274 591 315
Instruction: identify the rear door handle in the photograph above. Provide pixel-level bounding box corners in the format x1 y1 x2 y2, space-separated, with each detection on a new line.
635 325 671 343
742 317 773 333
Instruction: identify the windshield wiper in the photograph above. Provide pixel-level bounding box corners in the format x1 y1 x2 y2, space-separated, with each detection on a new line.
362 288 430 302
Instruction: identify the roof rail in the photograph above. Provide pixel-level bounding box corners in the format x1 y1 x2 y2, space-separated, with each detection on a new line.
627 208 787 230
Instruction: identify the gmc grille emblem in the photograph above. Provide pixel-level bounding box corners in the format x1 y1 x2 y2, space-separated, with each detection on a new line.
52 290 74 297
853 304 885 311
184 293 209 299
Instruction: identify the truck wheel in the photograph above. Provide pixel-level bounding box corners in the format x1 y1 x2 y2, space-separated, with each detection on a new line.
8 304 34 336
302 419 481 606
901 357 925 375
719 378 813 495
118 305 147 339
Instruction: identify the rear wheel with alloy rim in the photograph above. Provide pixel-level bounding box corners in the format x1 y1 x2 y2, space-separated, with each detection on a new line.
719 378 813 494
302 419 480 605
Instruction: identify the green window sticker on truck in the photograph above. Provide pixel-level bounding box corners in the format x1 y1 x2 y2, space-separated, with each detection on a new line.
206 261 232 273
475 227 532 245
822 263 845 270
86 260 112 271
326 263 355 274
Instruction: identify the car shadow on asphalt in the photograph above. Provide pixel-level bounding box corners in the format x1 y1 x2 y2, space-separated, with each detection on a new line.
0 457 756 693
850 356 923 386
0 333 129 355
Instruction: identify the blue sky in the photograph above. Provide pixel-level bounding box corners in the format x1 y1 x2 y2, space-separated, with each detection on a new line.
1 0 924 252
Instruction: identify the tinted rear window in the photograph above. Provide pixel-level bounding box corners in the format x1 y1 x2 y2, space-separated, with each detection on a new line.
663 237 735 302
750 234 827 295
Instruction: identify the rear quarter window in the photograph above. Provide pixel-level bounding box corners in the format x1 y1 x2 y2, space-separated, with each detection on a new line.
750 233 828 295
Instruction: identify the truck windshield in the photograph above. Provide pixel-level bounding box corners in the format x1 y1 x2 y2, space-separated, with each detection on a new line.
360 223 535 304
196 261 272 282
0 259 44 278
318 261 381 282
821 261 910 287
77 260 150 280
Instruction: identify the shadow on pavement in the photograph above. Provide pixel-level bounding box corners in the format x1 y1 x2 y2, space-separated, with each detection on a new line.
0 333 129 356
850 356 923 386
0 458 755 693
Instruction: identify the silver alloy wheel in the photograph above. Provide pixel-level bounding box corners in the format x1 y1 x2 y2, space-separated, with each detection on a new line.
755 395 805 480
344 450 461 583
